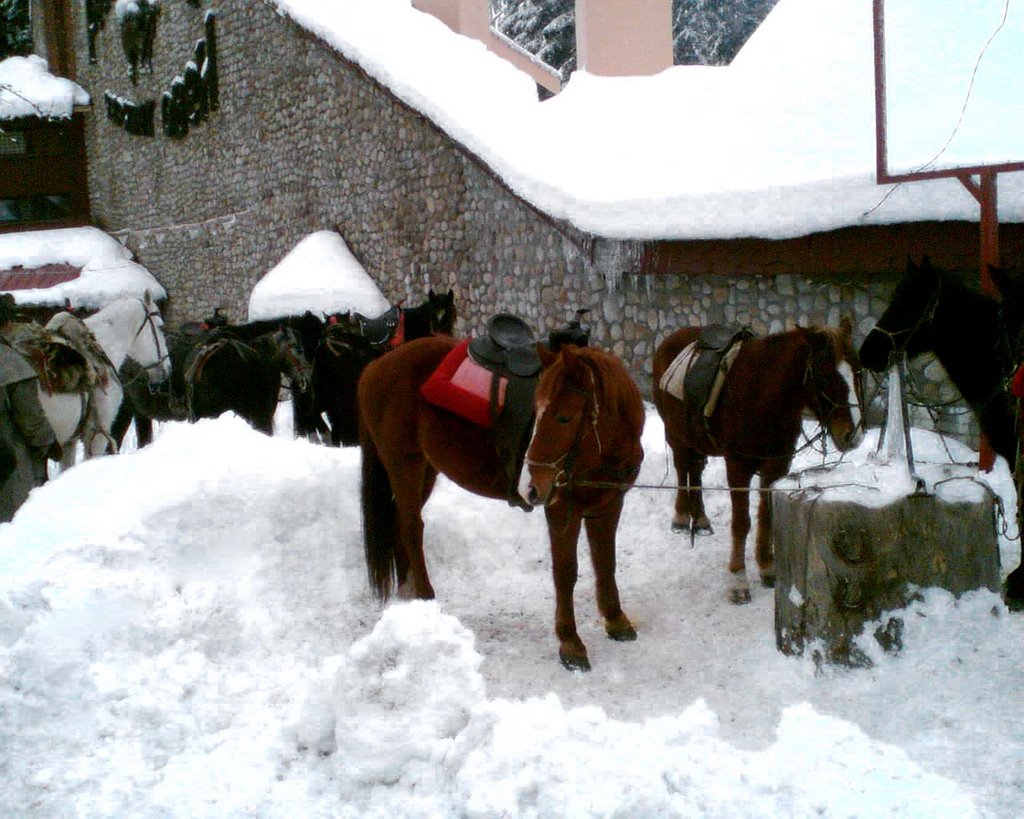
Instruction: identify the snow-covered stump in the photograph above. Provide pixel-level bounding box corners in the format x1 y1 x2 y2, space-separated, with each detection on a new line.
772 487 1000 667
773 365 1002 667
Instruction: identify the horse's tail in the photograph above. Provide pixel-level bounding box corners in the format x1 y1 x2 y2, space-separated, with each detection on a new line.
360 429 398 601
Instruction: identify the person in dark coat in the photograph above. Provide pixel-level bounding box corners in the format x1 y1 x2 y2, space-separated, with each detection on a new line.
1 293 57 522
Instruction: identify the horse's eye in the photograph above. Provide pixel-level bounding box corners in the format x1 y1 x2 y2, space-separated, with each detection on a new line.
556 414 572 424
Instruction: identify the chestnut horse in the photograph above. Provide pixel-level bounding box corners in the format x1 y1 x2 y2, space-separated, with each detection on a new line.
358 337 645 671
653 320 863 604
859 257 1024 609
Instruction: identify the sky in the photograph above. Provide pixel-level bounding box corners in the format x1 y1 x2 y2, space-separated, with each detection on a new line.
1 403 1021 817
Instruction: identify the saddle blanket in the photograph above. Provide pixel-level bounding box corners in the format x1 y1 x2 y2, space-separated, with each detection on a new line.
420 339 507 428
659 339 744 418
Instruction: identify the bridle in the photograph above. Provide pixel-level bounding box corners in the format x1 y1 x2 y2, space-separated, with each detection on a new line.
122 297 171 389
874 275 942 370
804 337 861 434
524 368 602 493
275 328 311 393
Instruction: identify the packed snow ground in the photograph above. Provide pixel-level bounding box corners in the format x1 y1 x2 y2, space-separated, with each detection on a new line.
1 402 1022 817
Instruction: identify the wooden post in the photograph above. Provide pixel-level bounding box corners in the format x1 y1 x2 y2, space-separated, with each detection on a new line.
959 171 1001 471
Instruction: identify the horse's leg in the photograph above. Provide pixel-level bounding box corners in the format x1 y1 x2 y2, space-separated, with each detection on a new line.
687 452 713 534
390 455 436 600
135 415 153 448
668 439 693 532
724 457 756 604
754 459 789 589
544 504 589 670
584 496 637 644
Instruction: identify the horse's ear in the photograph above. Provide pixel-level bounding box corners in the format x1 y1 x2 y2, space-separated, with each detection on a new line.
839 315 853 338
537 342 558 369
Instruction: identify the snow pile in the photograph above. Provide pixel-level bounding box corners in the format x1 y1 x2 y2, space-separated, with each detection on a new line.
248 231 390 320
2 409 1019 815
0 227 167 309
0 55 90 120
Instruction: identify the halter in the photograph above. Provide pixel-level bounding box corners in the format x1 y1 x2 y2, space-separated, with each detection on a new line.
524 367 602 493
804 337 858 434
275 328 311 393
127 297 171 386
875 274 942 370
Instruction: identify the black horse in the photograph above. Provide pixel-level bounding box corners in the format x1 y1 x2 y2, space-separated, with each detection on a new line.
113 314 321 447
858 257 1024 609
294 289 456 446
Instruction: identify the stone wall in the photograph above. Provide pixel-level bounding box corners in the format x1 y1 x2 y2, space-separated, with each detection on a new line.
73 0 1018 447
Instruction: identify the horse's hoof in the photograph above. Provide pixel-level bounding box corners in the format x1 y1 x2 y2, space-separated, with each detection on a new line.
694 524 714 536
671 520 690 533
559 650 591 672
606 618 637 642
761 574 776 589
1004 575 1024 612
728 587 752 605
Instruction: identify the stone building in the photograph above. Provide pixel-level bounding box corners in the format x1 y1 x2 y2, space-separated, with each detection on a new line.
28 0 1024 444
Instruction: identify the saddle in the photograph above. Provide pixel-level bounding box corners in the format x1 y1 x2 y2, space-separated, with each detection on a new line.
660 324 753 423
421 313 541 510
353 305 403 348
19 315 109 395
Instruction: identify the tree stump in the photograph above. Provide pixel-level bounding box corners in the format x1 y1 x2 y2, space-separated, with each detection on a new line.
773 485 1001 667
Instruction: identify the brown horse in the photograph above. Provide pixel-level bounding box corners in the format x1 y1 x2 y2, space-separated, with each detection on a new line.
652 320 863 604
358 336 645 671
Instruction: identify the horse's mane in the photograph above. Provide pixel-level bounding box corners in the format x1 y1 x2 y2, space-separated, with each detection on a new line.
540 345 644 437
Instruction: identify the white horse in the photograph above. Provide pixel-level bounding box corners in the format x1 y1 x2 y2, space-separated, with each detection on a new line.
39 292 171 462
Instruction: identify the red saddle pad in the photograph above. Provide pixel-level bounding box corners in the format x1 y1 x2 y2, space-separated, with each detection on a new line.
420 338 506 428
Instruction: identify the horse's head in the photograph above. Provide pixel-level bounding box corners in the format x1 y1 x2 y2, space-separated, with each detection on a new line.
427 288 456 336
520 344 644 508
127 291 172 386
273 326 313 393
859 257 943 372
802 318 863 452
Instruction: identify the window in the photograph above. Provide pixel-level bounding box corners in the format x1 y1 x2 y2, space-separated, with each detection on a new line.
0 130 27 156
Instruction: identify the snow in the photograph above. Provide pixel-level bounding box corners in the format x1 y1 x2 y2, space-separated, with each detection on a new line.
268 0 1024 240
1 406 1021 816
0 55 90 120
2 1 1024 814
0 227 166 310
248 231 390 321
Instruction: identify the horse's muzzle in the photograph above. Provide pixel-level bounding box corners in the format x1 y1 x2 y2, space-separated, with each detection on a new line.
518 464 552 508
833 422 864 452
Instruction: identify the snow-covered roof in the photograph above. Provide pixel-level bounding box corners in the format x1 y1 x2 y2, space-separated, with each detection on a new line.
248 230 390 320
0 55 90 121
271 0 1024 241
0 227 167 310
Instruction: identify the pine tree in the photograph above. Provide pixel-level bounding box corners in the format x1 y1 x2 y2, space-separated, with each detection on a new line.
492 0 576 79
489 0 779 74
1 0 32 60
672 0 779 66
